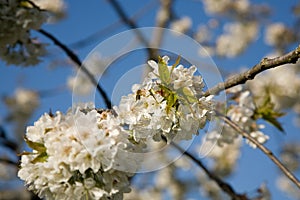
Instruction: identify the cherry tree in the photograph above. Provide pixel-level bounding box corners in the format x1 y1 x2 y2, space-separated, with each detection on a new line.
0 0 300 199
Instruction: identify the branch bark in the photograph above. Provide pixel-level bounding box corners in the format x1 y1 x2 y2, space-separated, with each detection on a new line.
162 136 248 200
38 29 112 109
0 158 18 166
150 0 173 49
204 45 300 96
70 0 156 49
218 112 300 189
107 0 158 60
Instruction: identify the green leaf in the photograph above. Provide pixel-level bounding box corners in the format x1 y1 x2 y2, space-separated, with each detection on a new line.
263 114 285 132
254 96 285 132
159 84 178 113
170 56 181 75
158 56 171 84
25 137 47 152
31 152 48 164
180 87 198 103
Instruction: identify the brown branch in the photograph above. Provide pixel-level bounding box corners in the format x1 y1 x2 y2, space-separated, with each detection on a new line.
107 0 157 60
70 0 157 49
218 113 300 189
162 136 248 200
38 29 112 109
0 158 18 166
204 45 300 96
150 0 173 49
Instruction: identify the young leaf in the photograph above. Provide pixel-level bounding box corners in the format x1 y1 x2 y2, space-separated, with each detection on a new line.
158 56 171 85
31 152 48 164
170 56 181 75
254 96 285 132
180 87 198 103
24 137 47 152
159 84 178 113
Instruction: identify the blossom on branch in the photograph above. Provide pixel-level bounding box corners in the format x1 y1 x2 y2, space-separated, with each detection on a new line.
208 86 269 148
18 105 142 199
114 56 214 143
0 0 48 66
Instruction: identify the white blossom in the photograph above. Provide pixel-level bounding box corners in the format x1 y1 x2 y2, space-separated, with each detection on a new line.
208 137 241 176
216 22 258 57
0 0 48 66
276 143 300 199
208 86 269 148
265 23 295 49
68 52 109 95
202 0 231 15
114 56 213 143
195 25 211 43
247 60 300 111
277 175 300 199
246 131 269 149
170 17 192 34
4 88 40 144
202 0 249 15
31 0 66 21
18 105 142 200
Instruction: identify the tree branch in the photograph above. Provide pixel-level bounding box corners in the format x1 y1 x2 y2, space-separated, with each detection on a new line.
0 157 18 166
70 0 157 49
217 112 300 189
204 45 300 96
150 0 173 49
38 29 112 109
107 0 157 60
162 136 248 200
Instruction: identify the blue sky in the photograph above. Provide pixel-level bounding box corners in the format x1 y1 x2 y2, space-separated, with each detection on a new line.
0 0 300 199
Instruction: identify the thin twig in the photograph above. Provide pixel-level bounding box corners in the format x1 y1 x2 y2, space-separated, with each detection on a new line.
204 45 300 96
150 0 173 49
218 112 300 189
0 139 18 152
162 136 248 200
70 0 157 49
0 158 18 166
107 0 157 60
38 29 112 109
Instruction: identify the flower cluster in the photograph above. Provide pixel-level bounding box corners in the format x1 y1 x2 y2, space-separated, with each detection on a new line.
247 60 300 111
3 88 40 143
277 143 300 199
114 56 214 143
208 86 269 148
0 0 48 66
31 0 65 21
207 137 241 177
197 0 270 58
18 105 142 200
18 56 214 199
68 52 109 95
216 22 258 57
264 23 296 51
170 16 192 34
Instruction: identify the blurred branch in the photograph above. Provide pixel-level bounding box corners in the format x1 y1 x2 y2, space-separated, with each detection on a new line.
107 0 158 59
38 29 112 109
150 0 173 48
0 139 18 152
204 45 300 96
0 126 18 152
162 136 248 200
218 112 300 189
0 158 18 166
70 0 157 49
